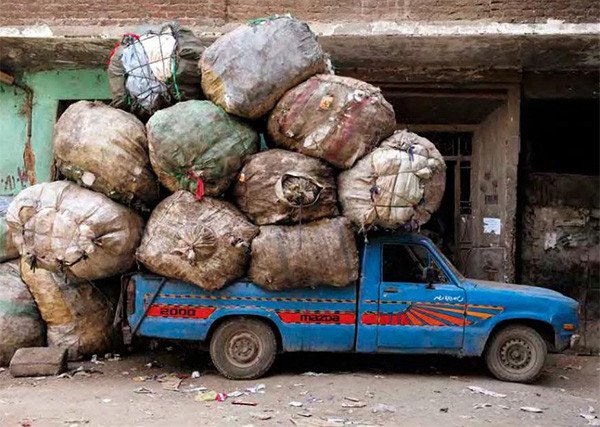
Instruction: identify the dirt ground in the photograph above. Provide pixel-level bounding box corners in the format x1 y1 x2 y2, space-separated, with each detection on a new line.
0 345 598 427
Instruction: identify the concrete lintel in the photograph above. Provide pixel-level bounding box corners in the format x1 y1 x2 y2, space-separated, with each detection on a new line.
0 21 598 75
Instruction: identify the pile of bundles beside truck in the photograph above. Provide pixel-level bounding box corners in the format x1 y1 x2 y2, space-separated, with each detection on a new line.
0 15 446 368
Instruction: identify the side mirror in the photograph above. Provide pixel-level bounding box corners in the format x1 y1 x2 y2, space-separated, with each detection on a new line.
423 267 438 289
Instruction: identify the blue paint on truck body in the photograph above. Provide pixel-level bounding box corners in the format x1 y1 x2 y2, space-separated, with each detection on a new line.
126 233 579 356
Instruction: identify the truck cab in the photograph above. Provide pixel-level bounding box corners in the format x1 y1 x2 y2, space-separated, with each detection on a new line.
122 233 579 383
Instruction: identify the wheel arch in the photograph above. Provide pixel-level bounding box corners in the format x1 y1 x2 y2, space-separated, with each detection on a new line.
206 314 283 352
483 318 557 354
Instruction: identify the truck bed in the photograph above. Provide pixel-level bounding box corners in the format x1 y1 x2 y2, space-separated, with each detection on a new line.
128 273 358 352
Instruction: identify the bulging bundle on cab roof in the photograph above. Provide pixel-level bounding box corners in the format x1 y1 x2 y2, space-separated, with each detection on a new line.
200 15 329 119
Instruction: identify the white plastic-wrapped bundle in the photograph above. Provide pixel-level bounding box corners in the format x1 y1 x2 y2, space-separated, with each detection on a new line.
338 130 446 231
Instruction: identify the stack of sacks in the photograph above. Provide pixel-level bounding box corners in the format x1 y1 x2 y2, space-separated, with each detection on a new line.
0 16 447 366
133 15 445 292
6 181 143 359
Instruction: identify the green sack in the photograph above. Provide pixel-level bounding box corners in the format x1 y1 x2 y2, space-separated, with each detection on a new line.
147 100 259 196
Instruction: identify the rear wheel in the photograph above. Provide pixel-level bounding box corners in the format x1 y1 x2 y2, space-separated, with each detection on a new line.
485 325 547 383
209 317 277 380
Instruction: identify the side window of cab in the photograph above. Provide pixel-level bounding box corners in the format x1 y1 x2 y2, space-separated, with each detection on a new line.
382 244 448 284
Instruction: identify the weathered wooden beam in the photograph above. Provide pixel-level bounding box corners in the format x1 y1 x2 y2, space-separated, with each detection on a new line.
0 70 15 85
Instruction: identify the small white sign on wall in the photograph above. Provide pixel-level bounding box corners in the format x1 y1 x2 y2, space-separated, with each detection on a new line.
483 217 502 235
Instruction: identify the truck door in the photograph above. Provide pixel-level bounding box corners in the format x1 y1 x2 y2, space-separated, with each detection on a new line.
377 243 466 350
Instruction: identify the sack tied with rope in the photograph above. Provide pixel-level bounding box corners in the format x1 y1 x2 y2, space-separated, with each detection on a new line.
6 181 144 281
337 130 446 231
136 191 258 290
233 149 338 225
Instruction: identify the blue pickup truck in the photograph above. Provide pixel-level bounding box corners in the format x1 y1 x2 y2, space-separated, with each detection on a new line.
121 232 579 383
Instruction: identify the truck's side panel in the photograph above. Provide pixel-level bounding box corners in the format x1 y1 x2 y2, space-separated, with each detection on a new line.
129 275 358 352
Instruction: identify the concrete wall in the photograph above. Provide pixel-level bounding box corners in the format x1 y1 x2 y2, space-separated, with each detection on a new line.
465 87 520 283
0 69 110 196
520 173 599 350
1 0 597 26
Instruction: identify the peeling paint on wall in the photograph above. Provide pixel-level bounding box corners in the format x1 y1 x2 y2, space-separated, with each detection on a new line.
0 69 110 196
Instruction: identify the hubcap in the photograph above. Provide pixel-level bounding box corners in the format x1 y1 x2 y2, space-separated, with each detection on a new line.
227 332 261 368
500 338 533 371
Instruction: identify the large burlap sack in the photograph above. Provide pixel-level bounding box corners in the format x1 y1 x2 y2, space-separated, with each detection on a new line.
137 191 258 290
200 15 328 119
338 130 446 231
0 261 45 366
249 217 359 290
108 22 203 118
233 149 338 225
20 261 114 361
6 181 144 281
147 100 259 197
0 197 18 262
54 101 159 210
268 74 396 169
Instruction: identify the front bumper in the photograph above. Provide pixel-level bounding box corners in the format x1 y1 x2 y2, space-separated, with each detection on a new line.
569 334 581 349
555 331 580 352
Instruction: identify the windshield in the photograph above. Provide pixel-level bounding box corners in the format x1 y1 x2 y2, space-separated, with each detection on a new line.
432 245 465 282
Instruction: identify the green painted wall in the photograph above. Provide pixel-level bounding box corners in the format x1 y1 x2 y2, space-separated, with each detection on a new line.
0 69 110 196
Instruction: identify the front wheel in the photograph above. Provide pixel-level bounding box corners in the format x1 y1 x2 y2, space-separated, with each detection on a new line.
484 325 547 383
209 317 277 380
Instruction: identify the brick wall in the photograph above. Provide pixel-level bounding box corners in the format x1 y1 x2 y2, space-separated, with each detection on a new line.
0 0 598 27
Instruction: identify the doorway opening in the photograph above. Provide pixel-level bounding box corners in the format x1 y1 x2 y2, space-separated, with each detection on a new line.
419 132 472 270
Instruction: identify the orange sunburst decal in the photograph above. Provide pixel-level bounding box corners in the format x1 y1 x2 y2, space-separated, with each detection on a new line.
361 302 503 326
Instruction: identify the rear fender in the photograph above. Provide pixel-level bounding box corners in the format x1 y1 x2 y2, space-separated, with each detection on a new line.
204 307 288 348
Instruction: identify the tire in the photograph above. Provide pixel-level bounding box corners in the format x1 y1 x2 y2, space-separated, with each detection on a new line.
484 325 547 383
209 317 277 380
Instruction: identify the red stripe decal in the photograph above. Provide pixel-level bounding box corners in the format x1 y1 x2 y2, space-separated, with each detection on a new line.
361 312 379 325
147 304 215 319
277 311 355 324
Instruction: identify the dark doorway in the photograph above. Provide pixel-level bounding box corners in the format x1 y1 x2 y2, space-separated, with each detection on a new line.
419 132 472 272
56 99 110 119
521 98 599 176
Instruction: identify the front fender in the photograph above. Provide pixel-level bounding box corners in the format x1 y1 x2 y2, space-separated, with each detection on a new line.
463 310 558 356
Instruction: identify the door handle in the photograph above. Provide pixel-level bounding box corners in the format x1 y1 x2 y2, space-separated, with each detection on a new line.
383 287 399 293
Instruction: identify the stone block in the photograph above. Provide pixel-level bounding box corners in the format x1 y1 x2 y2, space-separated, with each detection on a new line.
9 347 67 377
